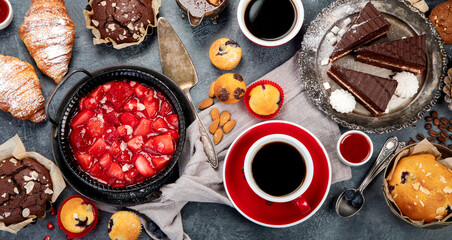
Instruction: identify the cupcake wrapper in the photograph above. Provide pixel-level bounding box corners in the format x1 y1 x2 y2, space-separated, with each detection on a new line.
57 195 98 239
244 80 284 120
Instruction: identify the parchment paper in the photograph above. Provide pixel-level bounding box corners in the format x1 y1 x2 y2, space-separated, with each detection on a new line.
83 0 162 50
0 135 66 234
384 139 452 226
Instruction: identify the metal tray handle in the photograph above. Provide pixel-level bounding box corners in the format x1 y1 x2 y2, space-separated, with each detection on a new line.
45 69 93 127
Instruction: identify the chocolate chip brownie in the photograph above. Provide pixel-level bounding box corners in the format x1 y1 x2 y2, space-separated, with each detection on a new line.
86 0 157 46
0 158 53 225
429 1 452 45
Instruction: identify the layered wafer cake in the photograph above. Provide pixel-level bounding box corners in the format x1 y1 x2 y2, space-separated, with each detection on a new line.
327 64 398 116
330 2 391 62
355 35 426 75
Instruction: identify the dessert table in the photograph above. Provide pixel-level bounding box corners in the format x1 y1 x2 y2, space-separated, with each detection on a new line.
1 0 452 239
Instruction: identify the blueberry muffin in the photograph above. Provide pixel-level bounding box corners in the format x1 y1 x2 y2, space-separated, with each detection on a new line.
387 154 452 222
58 195 98 238
209 38 242 70
108 211 141 240
248 83 282 116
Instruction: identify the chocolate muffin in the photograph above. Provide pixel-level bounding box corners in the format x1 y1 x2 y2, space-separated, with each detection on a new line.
429 1 452 45
0 158 53 225
84 0 161 49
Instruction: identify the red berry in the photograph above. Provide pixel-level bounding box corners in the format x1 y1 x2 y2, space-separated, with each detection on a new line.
143 99 158 118
152 118 169 132
50 207 57 216
88 138 108 158
105 82 134 110
47 222 55 230
134 84 148 98
89 86 104 100
107 162 125 180
75 153 93 171
44 236 51 240
83 97 99 110
159 100 172 115
154 134 175 154
127 136 144 152
119 113 139 127
135 155 156 177
86 118 105 138
133 119 153 136
166 114 179 129
71 110 95 128
123 98 138 111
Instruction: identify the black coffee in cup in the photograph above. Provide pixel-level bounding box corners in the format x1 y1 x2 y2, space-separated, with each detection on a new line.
251 141 306 196
244 0 296 40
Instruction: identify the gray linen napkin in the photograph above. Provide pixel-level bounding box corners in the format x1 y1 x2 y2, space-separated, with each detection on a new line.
130 51 351 240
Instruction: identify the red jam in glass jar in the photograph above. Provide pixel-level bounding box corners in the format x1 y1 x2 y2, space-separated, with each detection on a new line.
339 132 371 164
0 0 9 24
69 80 180 188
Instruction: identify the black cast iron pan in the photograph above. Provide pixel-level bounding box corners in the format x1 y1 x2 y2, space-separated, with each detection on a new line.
46 66 195 206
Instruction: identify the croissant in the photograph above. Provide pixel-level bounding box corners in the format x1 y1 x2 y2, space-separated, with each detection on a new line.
19 0 75 84
0 55 46 123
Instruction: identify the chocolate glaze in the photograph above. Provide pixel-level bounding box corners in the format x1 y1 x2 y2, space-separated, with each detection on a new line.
330 2 391 62
355 35 427 74
327 64 398 116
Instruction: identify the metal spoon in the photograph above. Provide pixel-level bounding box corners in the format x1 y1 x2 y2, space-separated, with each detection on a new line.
335 136 400 218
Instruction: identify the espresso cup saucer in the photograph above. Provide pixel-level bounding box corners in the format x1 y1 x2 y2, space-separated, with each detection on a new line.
223 120 332 227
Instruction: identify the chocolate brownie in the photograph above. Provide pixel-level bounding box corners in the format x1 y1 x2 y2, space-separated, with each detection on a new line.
0 158 53 226
89 0 155 44
429 1 452 45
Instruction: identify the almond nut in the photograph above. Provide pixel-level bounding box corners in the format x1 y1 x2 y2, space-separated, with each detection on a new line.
223 120 236 134
210 108 220 120
209 118 220 134
198 98 214 110
219 111 231 126
209 81 216 98
214 128 223 144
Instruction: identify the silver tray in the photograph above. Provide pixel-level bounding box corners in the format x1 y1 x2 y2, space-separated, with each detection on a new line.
443 68 452 110
300 0 447 134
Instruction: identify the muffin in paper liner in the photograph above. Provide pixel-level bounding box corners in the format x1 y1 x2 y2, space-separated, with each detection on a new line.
83 0 161 49
244 80 284 120
383 139 452 229
57 195 99 239
0 135 66 234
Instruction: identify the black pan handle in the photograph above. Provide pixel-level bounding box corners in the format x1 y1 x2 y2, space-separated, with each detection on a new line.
45 69 93 127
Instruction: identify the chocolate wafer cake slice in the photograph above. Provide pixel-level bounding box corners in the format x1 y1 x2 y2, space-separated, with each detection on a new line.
327 64 398 116
330 2 391 62
355 35 426 75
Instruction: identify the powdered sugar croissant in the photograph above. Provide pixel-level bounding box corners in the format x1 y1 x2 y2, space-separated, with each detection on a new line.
19 0 75 84
0 55 46 123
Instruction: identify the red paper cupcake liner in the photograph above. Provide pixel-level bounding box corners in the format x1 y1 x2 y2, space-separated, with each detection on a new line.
57 195 98 239
244 80 284 120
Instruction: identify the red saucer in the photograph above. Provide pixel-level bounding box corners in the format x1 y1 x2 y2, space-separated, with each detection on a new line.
223 120 331 227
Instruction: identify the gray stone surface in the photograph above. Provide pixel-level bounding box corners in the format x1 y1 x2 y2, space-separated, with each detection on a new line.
0 0 451 239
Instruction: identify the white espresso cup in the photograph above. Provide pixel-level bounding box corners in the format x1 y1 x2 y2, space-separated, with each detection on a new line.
244 134 314 208
237 0 304 47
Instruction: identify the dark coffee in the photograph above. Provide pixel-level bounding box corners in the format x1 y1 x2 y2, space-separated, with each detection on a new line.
244 0 296 40
251 141 306 196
